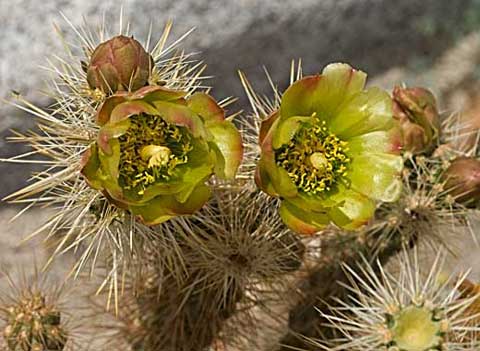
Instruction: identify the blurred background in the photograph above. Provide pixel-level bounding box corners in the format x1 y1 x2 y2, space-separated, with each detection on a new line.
1 0 480 346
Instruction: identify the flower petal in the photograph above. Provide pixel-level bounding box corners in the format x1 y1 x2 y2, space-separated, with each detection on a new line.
347 128 402 156
286 192 335 212
330 87 393 139
186 137 215 168
259 111 280 145
129 181 185 203
258 117 298 198
272 116 312 149
152 100 207 138
130 184 211 225
96 95 127 125
349 153 403 202
97 119 131 155
327 189 376 230
258 156 298 198
175 164 214 203
98 139 121 181
80 144 103 190
128 85 187 101
187 93 225 122
321 63 367 107
279 201 329 235
207 120 243 180
109 101 159 123
280 63 366 119
92 141 124 203
254 165 278 196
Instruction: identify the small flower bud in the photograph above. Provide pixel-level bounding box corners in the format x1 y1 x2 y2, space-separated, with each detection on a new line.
443 157 480 206
392 86 440 155
87 35 152 93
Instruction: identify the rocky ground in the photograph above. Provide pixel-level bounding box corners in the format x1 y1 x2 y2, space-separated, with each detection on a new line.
2 0 480 349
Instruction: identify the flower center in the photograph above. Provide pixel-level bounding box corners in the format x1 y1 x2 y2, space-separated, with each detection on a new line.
275 119 350 195
118 114 193 194
387 305 443 351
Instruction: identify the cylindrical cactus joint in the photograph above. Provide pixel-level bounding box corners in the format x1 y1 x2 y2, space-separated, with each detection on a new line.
443 157 480 206
87 35 152 93
3 292 67 351
392 85 441 155
389 305 444 351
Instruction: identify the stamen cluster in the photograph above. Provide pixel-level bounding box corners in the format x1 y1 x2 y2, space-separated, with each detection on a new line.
118 114 193 194
275 118 350 194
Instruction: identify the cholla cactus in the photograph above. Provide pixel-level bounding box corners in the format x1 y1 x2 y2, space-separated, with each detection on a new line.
0 268 83 351
239 62 480 350
317 249 480 350
3 293 66 351
3 11 480 351
98 188 304 350
2 14 242 304
105 269 242 351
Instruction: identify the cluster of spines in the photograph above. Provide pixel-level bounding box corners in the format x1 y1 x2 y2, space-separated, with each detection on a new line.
97 188 306 350
0 267 88 351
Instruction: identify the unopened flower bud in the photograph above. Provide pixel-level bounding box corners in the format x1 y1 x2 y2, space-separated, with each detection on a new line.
443 157 480 206
87 35 152 93
392 86 440 155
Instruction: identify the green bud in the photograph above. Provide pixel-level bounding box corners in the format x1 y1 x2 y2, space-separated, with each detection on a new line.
443 157 480 206
392 86 440 155
87 35 152 93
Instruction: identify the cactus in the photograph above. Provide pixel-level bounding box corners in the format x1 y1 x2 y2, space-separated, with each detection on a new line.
3 294 66 351
2 12 480 351
315 249 480 350
0 268 82 351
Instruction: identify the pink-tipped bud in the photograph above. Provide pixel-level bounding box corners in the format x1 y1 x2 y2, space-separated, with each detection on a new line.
392 86 440 155
443 157 480 206
87 35 152 93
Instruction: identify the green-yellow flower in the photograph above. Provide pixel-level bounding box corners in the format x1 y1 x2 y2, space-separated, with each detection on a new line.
81 85 243 225
255 63 403 234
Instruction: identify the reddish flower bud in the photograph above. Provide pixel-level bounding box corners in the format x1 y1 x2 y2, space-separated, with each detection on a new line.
87 35 152 93
443 157 480 206
392 86 441 155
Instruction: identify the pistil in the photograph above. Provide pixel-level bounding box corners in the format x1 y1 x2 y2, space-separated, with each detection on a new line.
141 145 172 168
